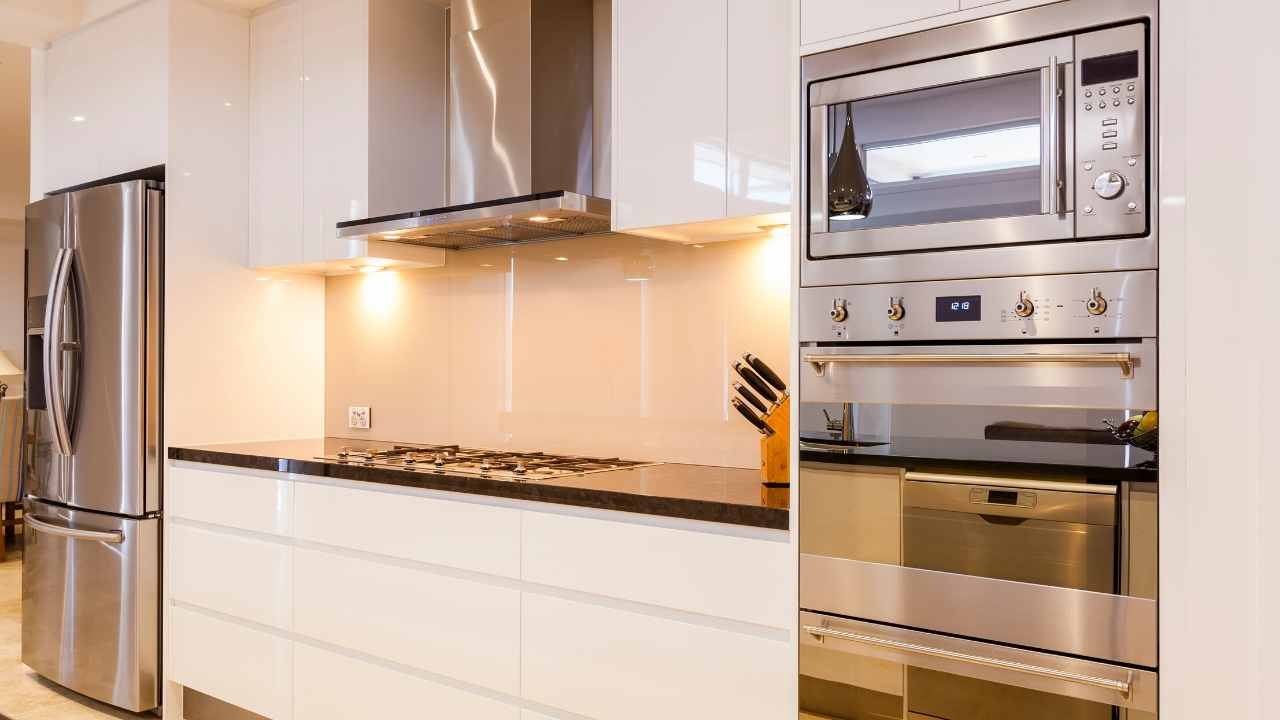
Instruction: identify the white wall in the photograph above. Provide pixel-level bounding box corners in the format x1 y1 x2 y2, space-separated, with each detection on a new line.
0 41 28 372
164 0 324 446
1158 1 1280 718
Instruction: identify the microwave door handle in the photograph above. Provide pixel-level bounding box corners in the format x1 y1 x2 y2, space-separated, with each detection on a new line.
803 352 1135 378
810 106 829 234
1043 55 1065 215
42 248 73 457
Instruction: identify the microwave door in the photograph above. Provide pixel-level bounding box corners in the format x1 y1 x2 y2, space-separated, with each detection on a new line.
808 35 1075 260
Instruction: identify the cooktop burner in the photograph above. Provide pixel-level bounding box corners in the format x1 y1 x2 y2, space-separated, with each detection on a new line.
316 444 660 481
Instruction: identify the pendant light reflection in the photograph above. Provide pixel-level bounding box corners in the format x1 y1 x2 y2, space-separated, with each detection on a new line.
828 105 873 220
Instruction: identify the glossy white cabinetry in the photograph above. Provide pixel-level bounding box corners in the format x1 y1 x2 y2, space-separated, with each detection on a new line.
248 0 446 273
522 593 791 720
165 464 791 718
612 0 790 241
800 0 957 47
39 0 168 193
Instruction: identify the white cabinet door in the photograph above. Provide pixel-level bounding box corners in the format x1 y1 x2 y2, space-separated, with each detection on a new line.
249 1 305 268
41 0 168 192
292 548 522 695
522 593 791 720
302 0 370 264
167 465 293 536
613 0 727 231
169 606 293 720
727 0 792 218
800 0 959 47
294 644 519 720
168 523 293 630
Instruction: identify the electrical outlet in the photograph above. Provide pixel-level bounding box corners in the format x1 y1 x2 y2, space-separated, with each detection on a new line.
348 406 371 430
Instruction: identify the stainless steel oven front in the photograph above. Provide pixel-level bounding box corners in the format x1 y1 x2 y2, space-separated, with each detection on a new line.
801 0 1158 287
797 269 1158 719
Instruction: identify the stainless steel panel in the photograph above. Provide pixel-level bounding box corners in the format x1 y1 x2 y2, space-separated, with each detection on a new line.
800 554 1157 667
24 195 68 506
800 340 1156 410
799 612 1158 713
60 182 153 516
810 212 1077 260
800 271 1156 343
22 497 159 712
530 0 594 196
144 188 162 514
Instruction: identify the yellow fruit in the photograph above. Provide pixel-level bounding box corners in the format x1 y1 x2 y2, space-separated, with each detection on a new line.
1137 411 1158 434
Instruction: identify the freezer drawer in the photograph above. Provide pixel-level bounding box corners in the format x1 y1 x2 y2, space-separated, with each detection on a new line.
21 498 159 712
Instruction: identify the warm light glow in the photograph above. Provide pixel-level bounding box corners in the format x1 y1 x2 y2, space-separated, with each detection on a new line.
256 276 271 282
353 264 385 274
528 216 551 223
692 244 705 248
754 231 789 299
469 226 497 232
554 256 569 262
359 269 400 316
223 101 232 107
480 263 494 268
70 115 86 123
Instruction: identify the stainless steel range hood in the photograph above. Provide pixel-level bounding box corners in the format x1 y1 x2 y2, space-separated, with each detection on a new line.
338 0 610 251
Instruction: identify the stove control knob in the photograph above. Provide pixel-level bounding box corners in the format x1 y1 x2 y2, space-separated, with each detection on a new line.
830 298 849 323
1093 171 1126 200
1014 291 1035 318
886 297 905 322
1086 287 1109 316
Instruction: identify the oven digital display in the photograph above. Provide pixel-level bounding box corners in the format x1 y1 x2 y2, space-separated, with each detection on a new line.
987 490 1019 505
935 295 981 322
1081 50 1139 86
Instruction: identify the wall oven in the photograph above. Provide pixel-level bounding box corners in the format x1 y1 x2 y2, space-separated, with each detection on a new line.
797 270 1158 720
801 0 1157 287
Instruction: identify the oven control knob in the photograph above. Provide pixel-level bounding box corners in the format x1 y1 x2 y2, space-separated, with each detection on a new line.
1092 171 1126 200
1086 288 1109 316
830 298 849 323
1014 291 1035 318
886 297 905 322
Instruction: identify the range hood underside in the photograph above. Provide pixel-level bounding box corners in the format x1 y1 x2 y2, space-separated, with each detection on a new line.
336 191 611 251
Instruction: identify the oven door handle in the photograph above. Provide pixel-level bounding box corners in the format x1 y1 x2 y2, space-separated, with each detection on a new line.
802 352 1134 378
802 624 1133 698
1042 55 1065 216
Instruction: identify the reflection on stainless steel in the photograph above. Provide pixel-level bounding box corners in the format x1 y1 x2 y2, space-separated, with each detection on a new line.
800 554 1157 667
799 612 1158 715
319 443 660 482
22 498 159 711
806 351 1136 379
800 0 1157 287
23 180 163 712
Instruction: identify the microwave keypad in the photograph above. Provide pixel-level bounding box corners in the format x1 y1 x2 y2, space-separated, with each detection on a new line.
1074 24 1147 238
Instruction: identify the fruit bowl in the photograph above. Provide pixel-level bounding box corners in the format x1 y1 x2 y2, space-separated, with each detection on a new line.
1104 412 1158 452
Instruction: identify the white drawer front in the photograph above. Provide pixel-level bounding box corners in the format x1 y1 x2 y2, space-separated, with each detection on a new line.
521 594 791 720
169 606 292 720
168 523 292 630
293 481 520 578
522 512 791 629
292 548 521 695
293 644 519 720
168 465 292 536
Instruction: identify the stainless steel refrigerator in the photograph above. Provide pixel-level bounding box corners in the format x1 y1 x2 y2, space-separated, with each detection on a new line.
22 179 162 712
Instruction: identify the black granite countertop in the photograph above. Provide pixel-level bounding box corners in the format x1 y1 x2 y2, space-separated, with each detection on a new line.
168 438 788 530
800 435 1156 482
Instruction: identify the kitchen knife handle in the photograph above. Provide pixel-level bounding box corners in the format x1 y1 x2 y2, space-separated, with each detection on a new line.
733 382 768 414
743 353 787 393
732 398 774 436
733 362 778 404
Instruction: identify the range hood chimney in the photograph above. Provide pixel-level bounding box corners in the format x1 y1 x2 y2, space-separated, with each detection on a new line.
338 0 611 251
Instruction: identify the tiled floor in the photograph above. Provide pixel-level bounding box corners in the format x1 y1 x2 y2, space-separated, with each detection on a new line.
0 547 151 720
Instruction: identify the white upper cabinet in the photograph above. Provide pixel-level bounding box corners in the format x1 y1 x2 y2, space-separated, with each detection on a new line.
800 0 959 47
612 0 791 239
40 0 168 193
248 0 446 271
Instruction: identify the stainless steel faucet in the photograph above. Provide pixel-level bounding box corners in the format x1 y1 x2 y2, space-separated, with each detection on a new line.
823 403 855 442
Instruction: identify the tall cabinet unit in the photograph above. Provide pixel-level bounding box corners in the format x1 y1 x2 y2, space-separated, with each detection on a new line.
611 0 791 242
248 0 448 272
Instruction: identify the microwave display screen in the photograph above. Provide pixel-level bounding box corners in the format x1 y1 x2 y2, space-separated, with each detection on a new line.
1081 51 1139 85
935 295 981 322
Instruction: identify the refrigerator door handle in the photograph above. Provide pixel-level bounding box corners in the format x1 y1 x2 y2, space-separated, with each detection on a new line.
42 248 74 456
25 513 125 544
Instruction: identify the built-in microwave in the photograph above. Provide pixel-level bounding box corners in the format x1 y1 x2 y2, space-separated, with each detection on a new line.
801 0 1158 287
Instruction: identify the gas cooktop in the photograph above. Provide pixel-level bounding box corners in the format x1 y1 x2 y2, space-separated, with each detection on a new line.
316 444 660 481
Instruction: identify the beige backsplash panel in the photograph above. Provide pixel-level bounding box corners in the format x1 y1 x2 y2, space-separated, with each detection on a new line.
325 232 790 468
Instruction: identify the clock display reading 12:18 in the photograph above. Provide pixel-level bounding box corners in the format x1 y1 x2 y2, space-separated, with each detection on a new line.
935 295 982 322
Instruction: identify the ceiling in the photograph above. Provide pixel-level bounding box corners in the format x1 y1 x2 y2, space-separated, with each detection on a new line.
0 0 282 47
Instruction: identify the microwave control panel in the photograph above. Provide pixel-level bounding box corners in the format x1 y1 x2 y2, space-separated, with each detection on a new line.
1074 23 1147 239
799 270 1157 343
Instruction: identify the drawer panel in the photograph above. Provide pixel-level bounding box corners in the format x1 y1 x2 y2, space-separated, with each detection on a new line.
168 465 292 536
293 644 519 720
168 523 292 630
522 511 790 628
292 547 521 695
169 606 292 720
294 481 520 578
521 594 791 720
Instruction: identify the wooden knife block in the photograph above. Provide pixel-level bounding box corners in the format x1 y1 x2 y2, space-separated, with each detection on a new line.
759 396 790 508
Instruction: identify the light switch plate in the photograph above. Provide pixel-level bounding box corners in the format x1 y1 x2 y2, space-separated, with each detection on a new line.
348 406 371 429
